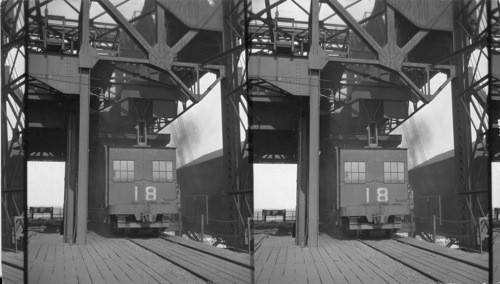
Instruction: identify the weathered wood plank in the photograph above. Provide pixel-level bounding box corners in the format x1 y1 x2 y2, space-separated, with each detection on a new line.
130 238 252 283
45 244 56 261
365 240 487 283
337 241 387 284
52 260 65 283
77 245 108 284
303 248 322 284
294 247 307 284
74 259 93 284
162 235 252 266
380 240 486 281
394 236 488 269
2 264 24 284
310 247 335 283
64 260 79 283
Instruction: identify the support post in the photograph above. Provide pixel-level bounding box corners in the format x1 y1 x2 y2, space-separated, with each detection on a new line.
479 226 482 254
220 0 244 249
306 0 322 247
432 215 437 242
296 104 308 246
201 214 205 243
64 102 77 243
75 0 92 245
410 211 414 238
307 73 320 247
247 217 251 254
451 0 474 248
76 71 90 244
178 211 182 236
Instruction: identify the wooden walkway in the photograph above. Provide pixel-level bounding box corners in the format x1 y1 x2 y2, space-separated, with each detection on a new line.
161 235 253 268
254 233 433 284
393 235 488 269
2 251 24 284
255 234 434 284
494 229 500 283
363 239 488 284
28 231 204 283
129 237 253 283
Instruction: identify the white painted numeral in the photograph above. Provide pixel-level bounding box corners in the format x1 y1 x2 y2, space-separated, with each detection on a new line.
145 186 157 201
377 188 388 202
134 186 138 201
366 188 370 203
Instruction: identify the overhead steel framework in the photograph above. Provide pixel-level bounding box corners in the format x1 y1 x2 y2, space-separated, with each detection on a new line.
491 0 500 161
1 0 26 250
450 0 489 249
247 0 489 247
0 0 494 251
1 0 250 247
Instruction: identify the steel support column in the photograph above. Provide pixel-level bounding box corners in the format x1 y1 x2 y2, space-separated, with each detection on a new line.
76 72 90 244
75 0 91 245
307 73 320 247
451 0 473 248
221 0 245 248
63 102 78 243
296 102 308 246
306 0 322 247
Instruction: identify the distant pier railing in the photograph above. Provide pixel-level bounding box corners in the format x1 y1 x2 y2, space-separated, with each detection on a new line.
28 207 63 220
253 210 296 222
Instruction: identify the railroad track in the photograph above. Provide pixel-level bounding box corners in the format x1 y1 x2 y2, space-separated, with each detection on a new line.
360 238 488 283
126 236 253 284
252 221 286 252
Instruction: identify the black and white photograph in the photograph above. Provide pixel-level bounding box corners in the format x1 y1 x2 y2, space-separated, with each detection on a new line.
0 0 498 283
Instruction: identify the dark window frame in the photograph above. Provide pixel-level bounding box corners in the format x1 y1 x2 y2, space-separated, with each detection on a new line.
344 161 366 184
383 161 405 183
112 160 135 182
152 160 174 182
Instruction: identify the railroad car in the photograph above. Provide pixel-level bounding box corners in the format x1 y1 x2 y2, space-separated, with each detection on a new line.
89 144 180 235
320 147 410 236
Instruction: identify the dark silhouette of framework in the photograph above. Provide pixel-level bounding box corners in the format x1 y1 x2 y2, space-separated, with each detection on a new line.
1 0 251 250
247 0 489 248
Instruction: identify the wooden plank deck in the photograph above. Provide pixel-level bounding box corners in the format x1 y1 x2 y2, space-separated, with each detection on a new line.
493 229 500 283
2 251 24 284
2 262 24 284
3 250 24 269
27 231 205 284
161 235 253 269
129 237 253 283
254 233 435 284
393 235 488 269
363 239 488 284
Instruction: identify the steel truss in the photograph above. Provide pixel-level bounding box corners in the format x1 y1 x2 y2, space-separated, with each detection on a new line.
491 0 500 161
24 0 250 246
26 0 226 131
451 0 489 249
1 0 26 251
247 0 488 247
220 0 253 249
248 0 456 134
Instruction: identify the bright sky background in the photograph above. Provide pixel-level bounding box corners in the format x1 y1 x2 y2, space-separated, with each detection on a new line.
27 162 65 207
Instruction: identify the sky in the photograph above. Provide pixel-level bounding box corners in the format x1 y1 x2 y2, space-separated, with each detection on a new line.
23 0 495 212
28 162 65 207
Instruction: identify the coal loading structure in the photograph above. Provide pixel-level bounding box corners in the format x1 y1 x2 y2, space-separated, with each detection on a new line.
24 0 250 248
247 0 488 249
